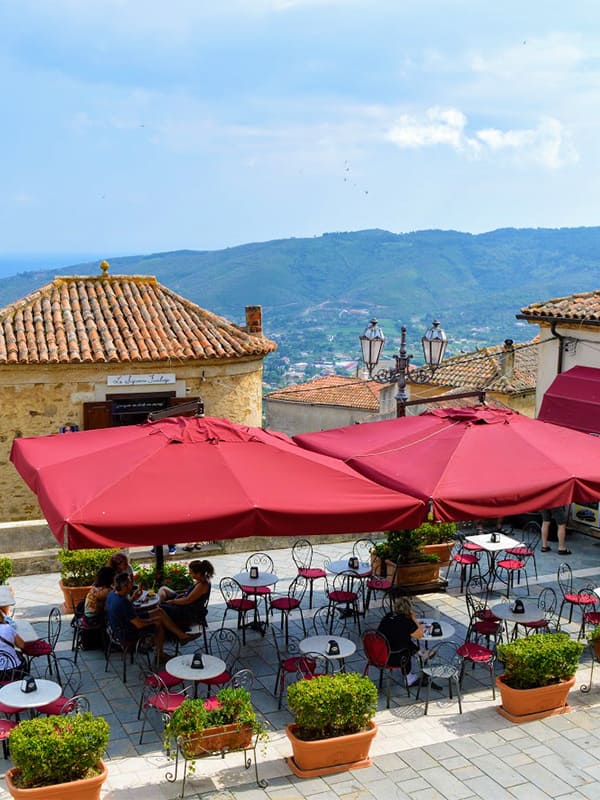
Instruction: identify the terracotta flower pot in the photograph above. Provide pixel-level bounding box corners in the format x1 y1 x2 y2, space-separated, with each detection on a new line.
286 721 377 778
423 542 453 567
386 560 440 586
496 674 576 723
5 759 108 800
179 723 253 757
58 580 91 614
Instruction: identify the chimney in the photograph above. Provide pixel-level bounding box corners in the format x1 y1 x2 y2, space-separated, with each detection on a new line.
500 339 515 379
245 305 263 335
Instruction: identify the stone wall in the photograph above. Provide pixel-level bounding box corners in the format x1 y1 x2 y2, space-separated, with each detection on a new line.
0 358 265 522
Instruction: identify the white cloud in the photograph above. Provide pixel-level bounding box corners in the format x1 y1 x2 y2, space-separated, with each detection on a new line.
386 107 578 169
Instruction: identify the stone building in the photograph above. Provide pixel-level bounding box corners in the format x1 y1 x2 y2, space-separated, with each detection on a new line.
0 262 276 521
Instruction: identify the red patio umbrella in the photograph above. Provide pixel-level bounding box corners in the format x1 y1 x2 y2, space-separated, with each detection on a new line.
10 416 425 549
293 406 600 522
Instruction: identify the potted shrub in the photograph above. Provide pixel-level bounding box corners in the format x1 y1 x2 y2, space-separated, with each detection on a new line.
496 632 584 723
370 541 391 578
164 687 266 762
383 529 441 587
5 712 110 799
417 522 457 566
0 557 13 585
285 672 378 778
57 548 119 612
587 624 600 660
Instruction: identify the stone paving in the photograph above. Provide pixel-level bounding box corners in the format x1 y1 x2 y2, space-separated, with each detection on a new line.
2 528 600 799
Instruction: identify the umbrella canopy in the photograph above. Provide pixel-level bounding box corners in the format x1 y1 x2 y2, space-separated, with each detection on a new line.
293 406 600 522
10 416 425 549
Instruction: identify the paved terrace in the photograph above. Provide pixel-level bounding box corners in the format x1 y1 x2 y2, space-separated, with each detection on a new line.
2 529 600 799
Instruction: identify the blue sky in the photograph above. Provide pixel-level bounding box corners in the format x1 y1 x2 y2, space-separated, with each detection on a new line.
1 0 599 263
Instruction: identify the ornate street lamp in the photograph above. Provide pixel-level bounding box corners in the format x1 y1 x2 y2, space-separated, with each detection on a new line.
360 319 448 417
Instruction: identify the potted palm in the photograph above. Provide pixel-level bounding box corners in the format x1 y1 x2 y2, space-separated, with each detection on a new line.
5 712 110 799
496 632 584 723
286 672 378 778
57 548 118 612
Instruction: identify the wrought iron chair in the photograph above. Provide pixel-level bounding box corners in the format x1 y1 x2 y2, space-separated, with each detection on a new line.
312 604 350 637
229 668 254 692
268 575 307 644
416 640 463 715
241 553 276 622
557 562 597 625
104 621 154 683
219 576 257 645
465 576 502 650
139 669 187 745
291 539 327 609
362 629 411 708
353 537 376 564
325 570 362 633
22 606 61 677
456 638 496 699
504 521 541 579
35 657 83 715
514 588 561 637
449 540 481 593
296 651 329 679
271 629 304 709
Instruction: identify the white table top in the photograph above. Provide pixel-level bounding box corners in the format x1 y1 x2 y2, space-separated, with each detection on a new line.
15 619 38 642
233 571 279 588
326 559 372 577
166 653 226 682
490 601 544 624
299 634 356 660
0 678 62 709
417 618 455 642
465 533 522 552
133 592 160 612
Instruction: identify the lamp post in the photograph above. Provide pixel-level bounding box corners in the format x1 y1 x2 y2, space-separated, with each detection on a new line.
360 319 448 417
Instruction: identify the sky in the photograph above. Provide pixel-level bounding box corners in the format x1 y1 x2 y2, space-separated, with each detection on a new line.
1 0 599 266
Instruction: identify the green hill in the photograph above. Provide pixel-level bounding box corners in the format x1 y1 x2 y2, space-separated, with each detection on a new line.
0 227 598 388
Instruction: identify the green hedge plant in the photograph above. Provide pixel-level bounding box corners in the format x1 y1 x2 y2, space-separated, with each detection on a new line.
57 548 119 586
0 557 13 585
287 672 377 741
9 712 110 788
497 632 584 690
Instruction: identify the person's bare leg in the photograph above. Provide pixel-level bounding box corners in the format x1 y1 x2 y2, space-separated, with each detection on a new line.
154 608 191 641
557 523 568 552
158 586 176 602
541 520 551 549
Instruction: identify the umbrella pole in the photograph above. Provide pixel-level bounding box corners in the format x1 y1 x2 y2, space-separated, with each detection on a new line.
155 545 165 585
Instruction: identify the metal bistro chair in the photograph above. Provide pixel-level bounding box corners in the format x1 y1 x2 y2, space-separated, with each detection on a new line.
199 628 241 697
362 629 411 709
449 540 481 593
292 539 327 609
34 657 85 716
416 640 463 715
271 629 304 709
514 588 561 638
220 577 257 646
465 576 502 651
139 669 187 746
504 521 541 580
312 604 350 638
268 575 307 645
104 621 154 684
557 562 598 625
353 537 376 564
21 606 61 677
325 570 362 633
242 553 276 622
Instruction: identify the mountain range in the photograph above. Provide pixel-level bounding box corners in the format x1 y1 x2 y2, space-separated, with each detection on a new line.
0 227 598 388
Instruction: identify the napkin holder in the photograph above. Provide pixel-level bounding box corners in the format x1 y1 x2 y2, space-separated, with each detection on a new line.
512 598 525 615
348 556 359 570
327 639 340 656
430 622 443 637
249 566 259 580
190 650 205 670
21 676 37 693
490 532 500 543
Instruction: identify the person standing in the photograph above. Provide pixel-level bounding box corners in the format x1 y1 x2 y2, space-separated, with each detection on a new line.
540 505 571 555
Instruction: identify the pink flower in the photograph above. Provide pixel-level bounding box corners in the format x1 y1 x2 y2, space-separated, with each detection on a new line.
204 698 221 711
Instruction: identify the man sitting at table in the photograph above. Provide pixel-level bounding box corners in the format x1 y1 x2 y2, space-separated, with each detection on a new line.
377 596 424 686
105 574 198 664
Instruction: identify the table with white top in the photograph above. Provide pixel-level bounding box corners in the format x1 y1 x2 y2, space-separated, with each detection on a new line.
133 591 160 614
166 653 226 698
417 618 456 642
465 532 523 583
490 600 544 639
325 560 372 578
0 678 61 710
299 634 356 672
233 571 279 633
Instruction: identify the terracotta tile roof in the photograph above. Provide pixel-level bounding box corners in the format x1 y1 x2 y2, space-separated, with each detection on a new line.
265 375 385 411
427 338 538 395
0 275 276 365
519 290 600 323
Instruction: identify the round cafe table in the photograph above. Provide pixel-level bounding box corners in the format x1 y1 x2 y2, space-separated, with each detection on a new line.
133 592 160 613
166 653 226 698
233 571 279 633
490 600 544 639
417 618 455 642
299 634 356 672
0 678 62 710
325 560 371 578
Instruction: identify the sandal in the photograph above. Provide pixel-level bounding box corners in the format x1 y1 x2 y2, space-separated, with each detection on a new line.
558 549 572 555
541 546 551 552
182 545 194 552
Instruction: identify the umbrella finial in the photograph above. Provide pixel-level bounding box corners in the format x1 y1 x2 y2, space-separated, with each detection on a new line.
99 260 110 276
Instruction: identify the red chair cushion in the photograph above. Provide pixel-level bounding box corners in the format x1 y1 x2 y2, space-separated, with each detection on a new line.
463 542 484 552
227 598 256 611
457 642 493 662
453 554 478 565
282 656 303 672
0 720 17 739
505 546 532 557
148 692 187 713
242 586 271 596
22 639 52 656
270 598 300 611
473 620 500 636
36 695 69 715
299 568 326 579
201 670 231 686
328 590 357 603
496 559 525 570
367 578 391 590
146 670 182 689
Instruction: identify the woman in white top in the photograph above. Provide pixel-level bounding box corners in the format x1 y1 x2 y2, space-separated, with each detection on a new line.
0 609 26 679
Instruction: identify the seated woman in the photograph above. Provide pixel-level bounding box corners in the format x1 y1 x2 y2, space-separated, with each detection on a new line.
84 566 116 625
159 559 214 630
109 552 134 579
0 608 27 680
377 595 423 686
